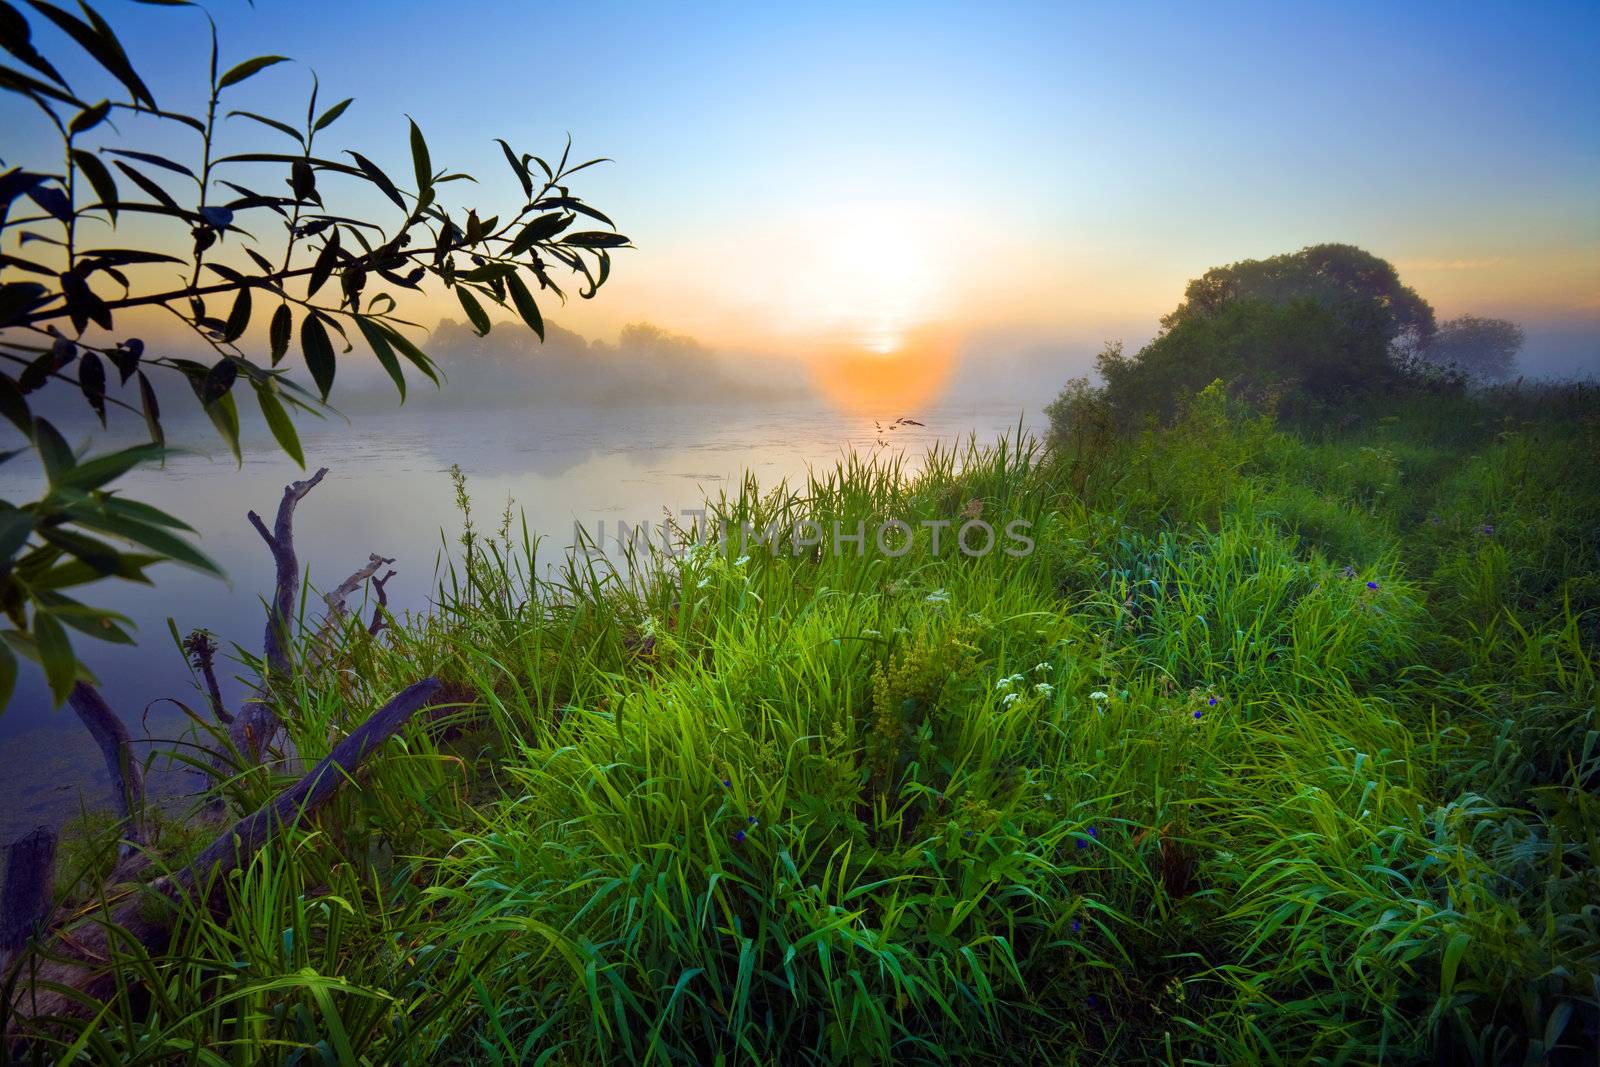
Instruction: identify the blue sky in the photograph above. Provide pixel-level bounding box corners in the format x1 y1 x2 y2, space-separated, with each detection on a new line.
6 0 1597 365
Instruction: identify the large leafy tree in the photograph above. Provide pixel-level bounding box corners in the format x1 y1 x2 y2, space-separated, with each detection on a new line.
1162 243 1436 351
1053 245 1439 431
0 0 629 710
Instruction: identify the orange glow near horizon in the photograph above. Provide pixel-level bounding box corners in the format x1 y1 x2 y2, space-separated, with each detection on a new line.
809 327 959 415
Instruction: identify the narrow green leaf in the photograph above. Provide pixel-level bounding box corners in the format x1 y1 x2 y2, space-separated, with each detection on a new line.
306 230 340 298
301 312 336 399
494 137 532 199
26 0 156 110
375 322 438 384
203 390 241 466
355 316 405 400
505 271 544 341
255 382 304 467
507 212 571 256
217 54 288 89
200 358 237 404
227 108 304 145
456 286 491 336
408 117 431 193
33 416 74 483
69 149 117 220
32 610 74 704
73 510 221 575
0 507 33 561
344 150 404 210
53 442 163 493
97 495 194 532
562 231 630 249
221 284 251 342
313 96 352 131
268 303 292 364
69 98 110 133
136 369 162 446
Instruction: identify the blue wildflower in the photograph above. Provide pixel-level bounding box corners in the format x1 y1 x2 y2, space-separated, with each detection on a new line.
1193 710 1203 720
1071 919 1081 934
747 815 757 824
1087 825 1098 838
721 778 731 788
1075 838 1088 850
733 830 746 843
1366 580 1378 590
1208 696 1218 706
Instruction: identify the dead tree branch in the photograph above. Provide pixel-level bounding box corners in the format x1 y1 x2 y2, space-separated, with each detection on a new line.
66 683 145 854
247 467 328 677
5 678 443 1035
225 467 329 766
368 569 396 636
323 554 394 626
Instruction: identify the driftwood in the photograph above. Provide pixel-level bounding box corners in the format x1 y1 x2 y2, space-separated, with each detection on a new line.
0 828 56 972
66 683 145 853
323 553 394 627
5 678 442 1034
312 553 395 663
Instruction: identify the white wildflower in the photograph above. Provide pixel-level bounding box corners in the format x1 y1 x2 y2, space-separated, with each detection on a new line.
925 588 949 604
1090 690 1109 701
1034 682 1054 696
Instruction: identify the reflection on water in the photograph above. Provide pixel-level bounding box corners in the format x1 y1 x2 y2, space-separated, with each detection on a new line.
0 400 1040 841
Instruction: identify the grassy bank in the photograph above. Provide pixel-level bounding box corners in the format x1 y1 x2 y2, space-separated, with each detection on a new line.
8 384 1598 1064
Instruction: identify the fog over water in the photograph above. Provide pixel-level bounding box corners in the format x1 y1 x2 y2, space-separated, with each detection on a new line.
0 394 1043 841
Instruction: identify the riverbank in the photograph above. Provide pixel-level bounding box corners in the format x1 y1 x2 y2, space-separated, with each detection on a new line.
6 383 1597 1063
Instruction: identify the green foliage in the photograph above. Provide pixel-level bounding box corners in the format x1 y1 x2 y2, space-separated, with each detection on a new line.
1162 241 1436 347
7 385 1597 1063
0 1 629 710
1049 244 1457 434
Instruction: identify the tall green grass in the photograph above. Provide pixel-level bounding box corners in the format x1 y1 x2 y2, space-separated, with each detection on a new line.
6 386 1596 1064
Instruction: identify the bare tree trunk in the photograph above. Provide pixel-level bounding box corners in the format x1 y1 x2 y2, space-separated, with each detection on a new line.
247 467 328 677
0 827 56 972
67 683 145 854
225 468 329 765
5 678 442 1038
